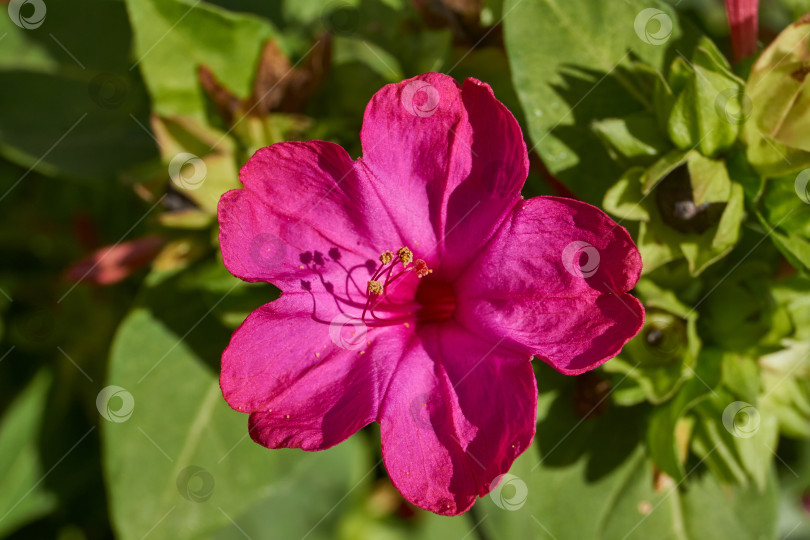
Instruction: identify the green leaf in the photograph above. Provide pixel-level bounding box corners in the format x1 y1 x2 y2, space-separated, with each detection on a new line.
0 1 158 180
0 371 57 537
503 0 692 202
104 273 367 540
151 115 241 214
640 153 745 275
688 152 731 205
692 391 779 491
603 280 701 404
484 366 779 540
603 168 651 221
333 36 403 82
760 341 810 438
126 0 276 118
741 17 810 177
667 42 744 157
642 149 689 193
756 176 810 273
592 113 671 166
647 349 722 480
699 261 791 351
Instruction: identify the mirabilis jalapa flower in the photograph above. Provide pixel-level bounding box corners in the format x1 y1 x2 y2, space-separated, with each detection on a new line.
218 73 644 515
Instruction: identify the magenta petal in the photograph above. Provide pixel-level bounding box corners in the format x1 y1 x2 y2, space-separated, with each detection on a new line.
379 322 536 515
218 141 403 290
360 73 528 277
221 292 408 450
456 196 644 375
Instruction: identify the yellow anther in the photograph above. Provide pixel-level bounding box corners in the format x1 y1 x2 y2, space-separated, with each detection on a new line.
368 280 383 295
397 246 413 266
413 259 432 278
379 250 393 264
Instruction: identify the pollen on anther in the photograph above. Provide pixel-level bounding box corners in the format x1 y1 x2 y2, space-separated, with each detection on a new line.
413 259 432 278
368 280 383 295
397 246 413 266
379 250 393 264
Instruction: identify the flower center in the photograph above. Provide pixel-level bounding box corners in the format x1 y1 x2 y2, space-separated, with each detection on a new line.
358 246 448 327
414 278 456 323
301 245 453 331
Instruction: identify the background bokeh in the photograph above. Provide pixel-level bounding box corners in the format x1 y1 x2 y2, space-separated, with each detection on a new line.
1 0 809 539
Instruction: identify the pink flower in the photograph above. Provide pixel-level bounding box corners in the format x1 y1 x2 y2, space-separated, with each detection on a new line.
725 0 759 61
217 73 644 515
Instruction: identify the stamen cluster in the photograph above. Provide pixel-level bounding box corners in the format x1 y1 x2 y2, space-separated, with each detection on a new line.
361 246 432 323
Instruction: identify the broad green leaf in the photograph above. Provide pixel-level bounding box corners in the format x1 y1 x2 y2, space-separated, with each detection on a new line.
667 43 743 157
603 168 651 221
591 113 670 166
757 175 810 272
0 1 158 180
741 16 810 177
722 354 762 404
688 152 731 205
333 36 404 82
0 371 57 537
504 0 692 202
126 0 276 118
642 149 688 193
692 392 780 492
151 115 240 214
484 366 779 540
104 272 366 540
764 177 810 235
